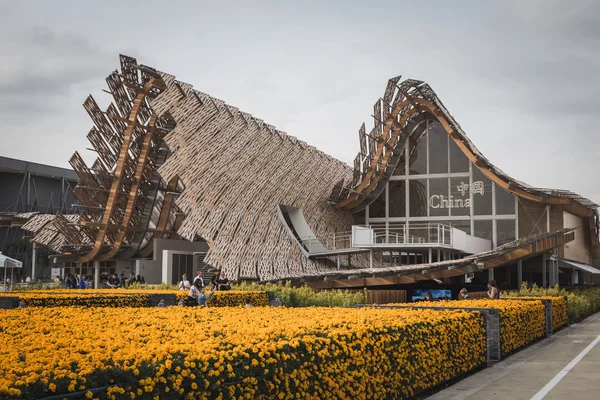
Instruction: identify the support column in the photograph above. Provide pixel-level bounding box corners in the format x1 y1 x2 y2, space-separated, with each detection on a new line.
517 260 523 288
542 253 547 288
488 268 494 281
428 248 432 264
369 249 373 269
336 254 340 270
549 257 557 287
94 261 100 289
31 243 38 281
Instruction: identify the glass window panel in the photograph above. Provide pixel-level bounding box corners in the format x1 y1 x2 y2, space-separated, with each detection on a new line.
428 121 448 174
172 254 180 284
353 209 366 225
497 219 516 246
388 181 406 217
407 132 427 175
368 186 386 218
449 177 471 216
449 139 470 173
393 143 408 176
474 220 493 241
429 178 449 217
496 186 516 215
451 220 471 235
409 180 428 217
187 254 194 279
472 167 493 215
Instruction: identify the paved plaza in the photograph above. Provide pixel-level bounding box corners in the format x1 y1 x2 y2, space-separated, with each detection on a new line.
430 312 600 400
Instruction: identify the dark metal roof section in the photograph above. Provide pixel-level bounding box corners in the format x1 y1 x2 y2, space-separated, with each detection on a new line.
0 156 79 182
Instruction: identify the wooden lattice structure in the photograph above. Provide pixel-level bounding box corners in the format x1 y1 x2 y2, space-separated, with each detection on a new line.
50 55 359 280
63 56 180 262
148 67 356 280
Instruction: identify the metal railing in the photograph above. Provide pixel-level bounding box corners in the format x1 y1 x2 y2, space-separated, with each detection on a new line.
296 231 354 253
295 223 453 254
370 223 452 247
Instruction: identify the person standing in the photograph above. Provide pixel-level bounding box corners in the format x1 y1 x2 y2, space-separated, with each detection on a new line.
488 280 500 300
128 273 136 287
215 272 230 291
187 280 201 306
79 275 87 289
179 274 191 291
106 274 119 289
193 271 205 288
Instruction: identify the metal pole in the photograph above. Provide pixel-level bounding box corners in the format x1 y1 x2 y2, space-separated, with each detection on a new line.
94 261 100 289
31 244 37 281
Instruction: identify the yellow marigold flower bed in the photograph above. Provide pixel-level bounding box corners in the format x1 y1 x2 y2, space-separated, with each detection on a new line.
174 290 270 307
0 307 486 399
438 300 546 355
388 299 546 355
506 296 568 331
0 290 269 308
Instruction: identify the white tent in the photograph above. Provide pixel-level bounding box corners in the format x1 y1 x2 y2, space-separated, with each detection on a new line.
0 252 23 291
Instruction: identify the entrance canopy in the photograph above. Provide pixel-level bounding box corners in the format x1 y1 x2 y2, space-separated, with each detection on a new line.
556 258 600 274
0 253 22 269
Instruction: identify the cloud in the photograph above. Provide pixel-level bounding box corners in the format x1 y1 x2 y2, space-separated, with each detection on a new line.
0 25 113 118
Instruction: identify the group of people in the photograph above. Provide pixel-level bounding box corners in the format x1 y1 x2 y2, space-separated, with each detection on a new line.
422 280 500 302
61 272 147 289
106 273 146 289
63 274 90 289
458 280 500 300
179 271 232 307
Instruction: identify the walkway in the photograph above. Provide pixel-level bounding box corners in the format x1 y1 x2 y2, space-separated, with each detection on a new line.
429 312 600 400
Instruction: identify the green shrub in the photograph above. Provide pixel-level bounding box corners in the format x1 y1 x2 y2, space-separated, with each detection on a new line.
232 281 366 307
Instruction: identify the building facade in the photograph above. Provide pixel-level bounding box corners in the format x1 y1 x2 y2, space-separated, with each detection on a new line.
0 156 78 280
18 55 600 290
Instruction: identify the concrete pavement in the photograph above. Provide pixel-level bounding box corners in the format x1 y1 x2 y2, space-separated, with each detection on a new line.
428 312 600 400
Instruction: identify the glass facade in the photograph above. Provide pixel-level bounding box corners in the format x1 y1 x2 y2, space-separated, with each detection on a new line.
366 119 517 247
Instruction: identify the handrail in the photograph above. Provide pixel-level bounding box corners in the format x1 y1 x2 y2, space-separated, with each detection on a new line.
296 223 455 253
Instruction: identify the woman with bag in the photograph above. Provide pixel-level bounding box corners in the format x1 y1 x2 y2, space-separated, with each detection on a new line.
186 280 202 306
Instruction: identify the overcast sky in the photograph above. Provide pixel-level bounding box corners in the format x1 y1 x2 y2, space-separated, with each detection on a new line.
1 0 599 203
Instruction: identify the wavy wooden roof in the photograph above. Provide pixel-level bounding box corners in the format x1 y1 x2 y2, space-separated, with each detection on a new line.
329 77 599 243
